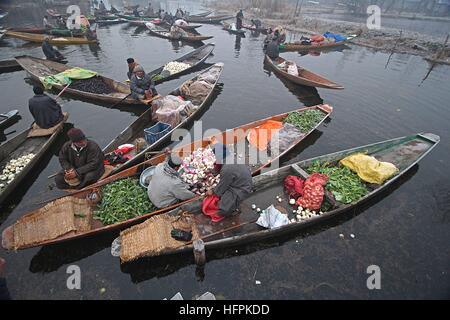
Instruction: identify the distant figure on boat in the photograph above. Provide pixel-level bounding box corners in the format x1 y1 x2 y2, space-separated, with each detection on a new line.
266 38 280 60
145 2 154 16
28 85 64 129
110 5 119 14
130 65 157 100
236 9 243 29
43 15 52 29
133 7 140 17
202 143 253 222
55 128 105 190
170 24 187 39
251 19 262 29
126 58 141 80
175 8 183 19
98 0 107 13
147 153 196 208
42 37 65 61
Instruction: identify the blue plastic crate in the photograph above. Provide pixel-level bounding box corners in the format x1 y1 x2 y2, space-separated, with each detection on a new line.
144 122 171 145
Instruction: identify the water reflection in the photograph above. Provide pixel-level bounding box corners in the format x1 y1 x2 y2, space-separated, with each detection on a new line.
234 35 242 57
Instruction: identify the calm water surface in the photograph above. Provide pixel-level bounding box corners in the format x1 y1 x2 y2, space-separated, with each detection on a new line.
0 18 449 299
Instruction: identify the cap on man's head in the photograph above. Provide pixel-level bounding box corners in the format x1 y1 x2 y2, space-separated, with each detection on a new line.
33 85 44 95
212 143 230 164
67 128 86 143
127 58 135 64
168 154 182 168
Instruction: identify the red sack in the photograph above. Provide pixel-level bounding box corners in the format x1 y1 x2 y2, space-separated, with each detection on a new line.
296 173 328 210
115 145 135 155
311 35 325 42
202 195 225 223
284 175 304 199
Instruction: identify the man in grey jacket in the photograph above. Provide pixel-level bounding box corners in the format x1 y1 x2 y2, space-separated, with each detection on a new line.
130 65 158 100
147 154 195 208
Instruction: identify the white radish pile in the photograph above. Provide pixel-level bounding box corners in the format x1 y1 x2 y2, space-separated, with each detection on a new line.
0 153 35 190
162 61 191 75
180 147 220 196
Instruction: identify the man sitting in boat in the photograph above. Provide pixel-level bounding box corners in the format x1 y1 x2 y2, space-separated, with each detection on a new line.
147 153 196 209
126 58 141 80
42 37 64 62
28 85 64 129
170 24 187 39
204 143 253 221
55 128 105 190
266 38 280 60
130 65 158 100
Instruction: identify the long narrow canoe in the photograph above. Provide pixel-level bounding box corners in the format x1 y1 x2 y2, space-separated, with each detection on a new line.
146 24 213 42
264 55 344 90
188 10 214 18
15 55 148 106
0 59 23 73
113 133 439 263
128 19 161 26
8 27 85 37
222 22 246 36
0 110 20 131
186 15 233 24
4 31 98 45
0 119 67 206
117 14 160 21
1 104 333 250
97 18 128 26
103 62 223 175
280 35 357 52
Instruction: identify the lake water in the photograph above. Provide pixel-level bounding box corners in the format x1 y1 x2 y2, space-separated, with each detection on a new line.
0 17 449 299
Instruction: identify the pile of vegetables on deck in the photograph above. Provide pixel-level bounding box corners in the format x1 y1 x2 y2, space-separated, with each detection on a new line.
0 153 35 190
94 178 156 225
180 147 220 195
283 109 324 133
307 161 368 204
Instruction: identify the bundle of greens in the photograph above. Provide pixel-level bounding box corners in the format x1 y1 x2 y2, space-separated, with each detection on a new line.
283 110 324 133
151 74 164 81
94 178 156 225
307 161 368 204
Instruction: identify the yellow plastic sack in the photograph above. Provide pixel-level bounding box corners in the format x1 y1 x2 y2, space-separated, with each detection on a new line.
340 153 399 185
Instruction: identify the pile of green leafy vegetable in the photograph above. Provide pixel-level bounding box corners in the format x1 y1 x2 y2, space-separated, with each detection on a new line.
283 110 324 133
307 161 368 204
94 178 156 225
151 74 164 81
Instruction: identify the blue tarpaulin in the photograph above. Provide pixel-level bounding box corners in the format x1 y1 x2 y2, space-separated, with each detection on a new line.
323 32 347 42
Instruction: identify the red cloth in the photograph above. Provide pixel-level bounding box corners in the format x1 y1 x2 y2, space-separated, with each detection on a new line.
296 173 328 210
202 195 225 223
116 145 135 155
284 175 304 199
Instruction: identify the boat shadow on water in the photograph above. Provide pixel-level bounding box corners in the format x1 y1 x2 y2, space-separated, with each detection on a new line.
120 165 419 284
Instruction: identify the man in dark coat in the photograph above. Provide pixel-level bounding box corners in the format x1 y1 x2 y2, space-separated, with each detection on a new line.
266 38 280 60
130 65 157 100
55 128 105 190
42 38 64 61
206 143 253 217
236 9 243 29
29 85 64 129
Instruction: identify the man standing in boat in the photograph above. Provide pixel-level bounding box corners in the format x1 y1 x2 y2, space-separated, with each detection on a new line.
42 37 65 62
236 9 243 30
129 65 158 101
28 85 64 129
147 153 196 208
55 128 105 190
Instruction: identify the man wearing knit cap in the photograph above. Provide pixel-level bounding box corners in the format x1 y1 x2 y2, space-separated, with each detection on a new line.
126 58 141 80
55 128 105 189
130 65 158 100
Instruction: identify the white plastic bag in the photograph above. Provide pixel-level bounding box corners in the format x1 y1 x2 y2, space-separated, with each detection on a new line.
287 62 299 76
256 205 289 229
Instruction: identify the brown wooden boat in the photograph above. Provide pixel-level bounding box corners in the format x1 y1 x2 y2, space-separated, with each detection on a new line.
4 31 98 45
186 15 233 24
1 104 333 250
0 59 22 73
280 35 357 52
146 24 213 42
114 133 439 263
15 55 150 106
264 55 344 89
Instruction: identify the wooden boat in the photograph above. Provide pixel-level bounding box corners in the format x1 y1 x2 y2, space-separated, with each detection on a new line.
186 15 233 24
1 104 333 250
117 14 159 21
15 56 147 106
0 59 23 74
9 27 85 37
4 31 98 45
222 22 246 36
96 18 128 25
145 24 213 42
148 43 215 84
160 21 202 32
128 18 161 26
103 62 223 175
264 55 344 90
0 118 68 206
280 35 357 52
188 10 213 18
112 132 439 263
0 110 20 130
242 23 268 34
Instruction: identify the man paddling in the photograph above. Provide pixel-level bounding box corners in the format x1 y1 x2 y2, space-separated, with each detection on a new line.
147 153 196 208
130 65 157 100
29 85 64 129
42 37 65 62
55 128 105 190
236 9 243 30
